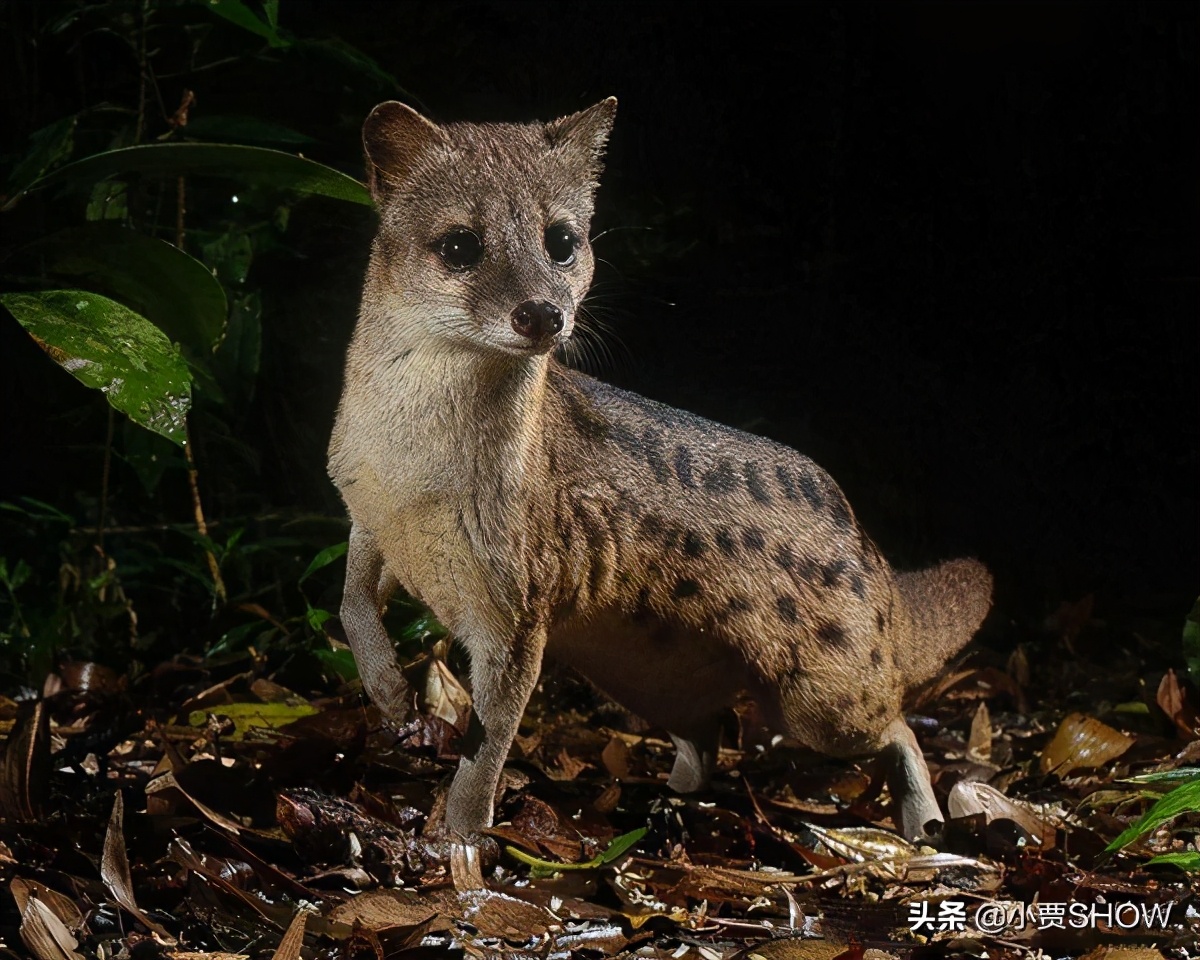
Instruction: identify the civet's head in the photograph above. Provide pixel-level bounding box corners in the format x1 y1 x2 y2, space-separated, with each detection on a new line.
361 99 616 359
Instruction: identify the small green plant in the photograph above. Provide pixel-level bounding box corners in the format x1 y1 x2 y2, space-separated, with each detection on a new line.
0 0 401 681
506 827 648 879
1106 774 1200 871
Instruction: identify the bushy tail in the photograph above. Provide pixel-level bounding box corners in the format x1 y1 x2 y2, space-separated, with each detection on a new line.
896 558 993 691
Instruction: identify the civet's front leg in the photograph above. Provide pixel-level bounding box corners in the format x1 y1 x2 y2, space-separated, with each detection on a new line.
444 625 547 837
340 523 411 724
878 716 943 841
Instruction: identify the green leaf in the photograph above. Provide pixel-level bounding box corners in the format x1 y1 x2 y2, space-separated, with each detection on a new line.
0 498 74 524
5 114 78 196
86 180 128 221
182 115 317 146
293 37 405 94
298 541 348 586
398 612 448 644
200 230 254 286
1144 851 1200 872
200 0 289 47
313 647 358 681
186 701 318 740
22 223 227 354
305 606 332 632
1183 597 1200 687
0 559 31 592
119 420 182 495
207 619 267 658
212 291 262 401
1121 767 1200 784
0 290 192 446
506 827 647 876
596 826 648 864
10 143 371 209
1106 776 1200 853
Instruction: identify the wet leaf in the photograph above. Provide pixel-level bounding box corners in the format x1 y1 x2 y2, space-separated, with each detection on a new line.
22 224 228 354
1 290 192 445
1039 712 1134 776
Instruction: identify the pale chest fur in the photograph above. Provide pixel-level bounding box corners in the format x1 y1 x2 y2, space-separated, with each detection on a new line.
329 347 544 643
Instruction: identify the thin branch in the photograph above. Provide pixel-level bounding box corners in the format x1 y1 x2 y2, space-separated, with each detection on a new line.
184 425 226 604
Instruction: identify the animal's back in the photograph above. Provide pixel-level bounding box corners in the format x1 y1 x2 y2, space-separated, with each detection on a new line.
540 364 921 750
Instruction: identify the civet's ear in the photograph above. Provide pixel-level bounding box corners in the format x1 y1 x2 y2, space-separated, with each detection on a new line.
545 97 617 175
362 101 447 202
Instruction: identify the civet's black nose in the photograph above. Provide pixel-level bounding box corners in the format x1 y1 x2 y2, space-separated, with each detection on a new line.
511 300 564 339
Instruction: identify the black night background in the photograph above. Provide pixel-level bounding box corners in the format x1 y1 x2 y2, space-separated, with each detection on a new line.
0 3 1198 953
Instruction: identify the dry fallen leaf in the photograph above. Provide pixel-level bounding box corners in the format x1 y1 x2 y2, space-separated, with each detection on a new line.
1076 949 1165 960
101 791 174 941
804 823 918 863
269 910 307 960
0 700 49 820
967 700 992 762
1156 669 1198 740
946 780 1051 842
10 880 83 934
18 895 84 960
449 840 486 891
327 889 440 931
1039 712 1134 776
601 734 632 778
1045 593 1095 647
424 656 471 729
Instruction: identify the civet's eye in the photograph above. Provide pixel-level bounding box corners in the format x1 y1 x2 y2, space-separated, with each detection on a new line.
437 229 483 270
544 223 579 265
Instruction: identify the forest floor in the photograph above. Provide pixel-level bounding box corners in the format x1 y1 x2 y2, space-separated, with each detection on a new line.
2 598 1199 960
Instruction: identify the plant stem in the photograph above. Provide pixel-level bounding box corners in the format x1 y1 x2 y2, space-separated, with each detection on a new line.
175 175 186 250
96 406 115 553
184 424 226 604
